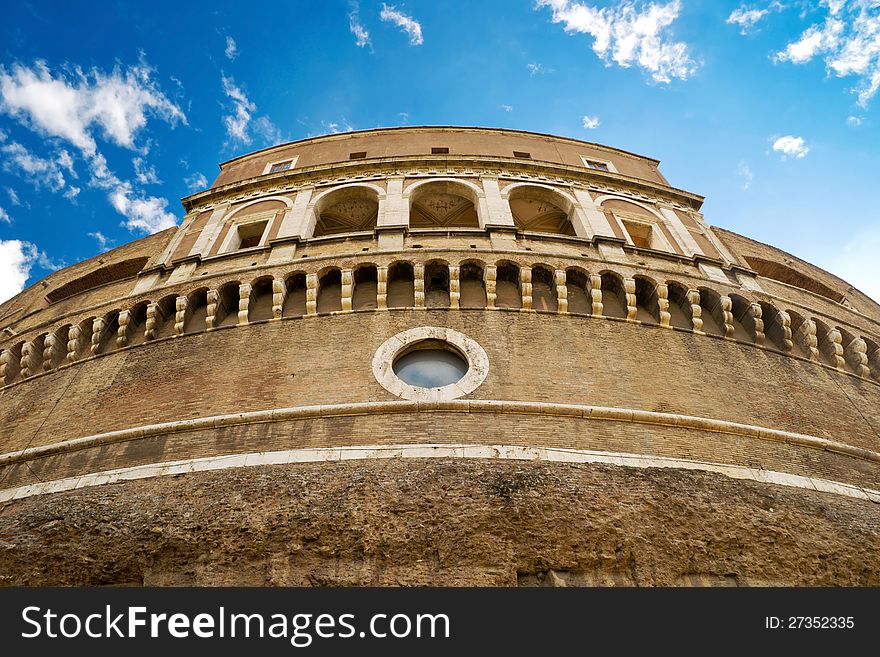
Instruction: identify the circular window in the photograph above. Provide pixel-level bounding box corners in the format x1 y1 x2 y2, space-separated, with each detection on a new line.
392 340 469 388
372 327 489 401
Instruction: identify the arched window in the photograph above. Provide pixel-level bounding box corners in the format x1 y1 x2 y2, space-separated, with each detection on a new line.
248 277 275 322
353 266 378 310
507 186 575 236
152 296 178 340
425 261 450 308
460 261 487 308
283 273 307 318
216 282 241 328
666 282 692 330
634 276 660 324
317 269 342 313
313 186 380 237
125 302 149 347
387 262 415 308
729 294 756 343
600 272 627 319
565 268 591 315
186 288 209 334
698 288 724 337
495 262 522 309
409 181 479 228
531 266 557 312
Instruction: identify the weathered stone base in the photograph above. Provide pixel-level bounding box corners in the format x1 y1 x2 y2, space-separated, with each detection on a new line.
1 459 878 586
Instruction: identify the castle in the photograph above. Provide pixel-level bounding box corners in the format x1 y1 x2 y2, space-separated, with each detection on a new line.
1 127 878 585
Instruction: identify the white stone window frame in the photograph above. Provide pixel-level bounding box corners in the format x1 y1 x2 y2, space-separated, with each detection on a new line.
372 327 489 401
580 156 618 174
614 211 674 252
262 156 299 176
218 211 275 253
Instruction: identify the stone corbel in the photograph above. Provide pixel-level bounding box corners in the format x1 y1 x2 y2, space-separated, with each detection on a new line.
448 265 460 310
749 303 765 346
413 264 425 309
843 337 870 378
687 289 703 333
116 310 131 348
238 283 252 325
305 273 318 316
272 278 287 319
656 283 671 328
174 296 189 336
555 270 567 314
485 265 497 309
205 289 220 330
520 268 533 311
624 278 637 322
377 266 388 310
720 296 735 339
589 273 603 317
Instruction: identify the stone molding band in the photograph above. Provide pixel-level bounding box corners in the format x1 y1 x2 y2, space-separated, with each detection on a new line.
0 443 877 505
1 399 878 470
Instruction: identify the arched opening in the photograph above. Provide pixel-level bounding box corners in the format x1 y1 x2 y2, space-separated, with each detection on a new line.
634 276 660 324
666 282 692 330
864 337 880 382
507 186 575 236
317 269 342 314
216 282 241 328
71 317 95 360
460 262 486 308
353 265 378 310
565 268 591 315
531 266 557 312
186 288 209 334
698 288 724 337
153 296 178 339
249 277 275 322
495 262 522 309
1 342 24 383
759 301 788 351
425 261 450 308
314 187 380 237
600 199 672 251
600 272 627 319
838 327 863 375
48 325 71 369
125 302 149 347
409 181 479 228
97 311 120 353
387 262 414 308
729 294 756 343
283 273 307 318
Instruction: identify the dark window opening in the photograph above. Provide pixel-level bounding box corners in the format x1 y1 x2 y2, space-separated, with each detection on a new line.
431 147 449 154
268 160 293 174
349 151 367 160
513 151 531 159
585 160 610 171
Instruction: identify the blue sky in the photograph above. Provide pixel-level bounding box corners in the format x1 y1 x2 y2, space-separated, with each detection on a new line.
1 0 879 302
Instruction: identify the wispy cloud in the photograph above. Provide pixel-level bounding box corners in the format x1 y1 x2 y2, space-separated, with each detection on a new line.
0 140 68 192
380 4 423 45
349 3 372 48
5 187 23 206
88 230 111 251
0 205 10 223
582 114 600 129
224 36 238 61
536 0 698 83
772 134 809 159
726 3 784 35
221 74 280 147
773 0 880 107
501 104 513 112
133 156 160 185
184 171 208 192
0 238 62 303
846 115 863 126
527 62 552 76
737 160 754 190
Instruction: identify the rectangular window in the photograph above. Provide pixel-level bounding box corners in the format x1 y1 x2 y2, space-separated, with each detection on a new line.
512 151 531 159
268 160 293 174
431 147 449 154
349 151 367 159
235 221 269 250
584 160 610 171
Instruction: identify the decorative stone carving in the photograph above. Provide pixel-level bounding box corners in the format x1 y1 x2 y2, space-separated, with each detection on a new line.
145 302 160 341
687 289 703 333
116 310 131 348
0 349 13 385
656 283 671 328
720 296 735 339
340 270 353 312
20 341 40 378
844 337 870 378
624 278 638 322
272 278 286 319
793 318 818 361
305 273 318 316
377 266 388 310
174 296 188 336
749 303 765 346
826 328 846 370
868 346 880 380
238 283 252 325
555 270 567 314
91 317 107 356
43 333 61 371
520 268 533 311
485 265 497 309
67 324 85 362
589 273 603 317
205 289 220 330
413 264 425 309
448 265 460 309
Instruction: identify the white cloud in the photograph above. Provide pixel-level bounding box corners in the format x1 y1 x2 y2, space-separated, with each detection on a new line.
736 160 754 190
132 156 161 185
109 184 178 234
726 7 769 34
1 140 68 192
224 36 238 61
582 114 600 129
380 4 424 45
349 4 372 48
0 239 62 303
501 104 514 112
0 59 186 156
220 74 280 147
528 62 552 76
846 115 863 126
774 1 880 107
88 231 110 251
319 119 355 135
5 187 21 206
63 186 80 201
772 134 809 158
184 172 208 192
0 206 10 223
536 0 697 83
